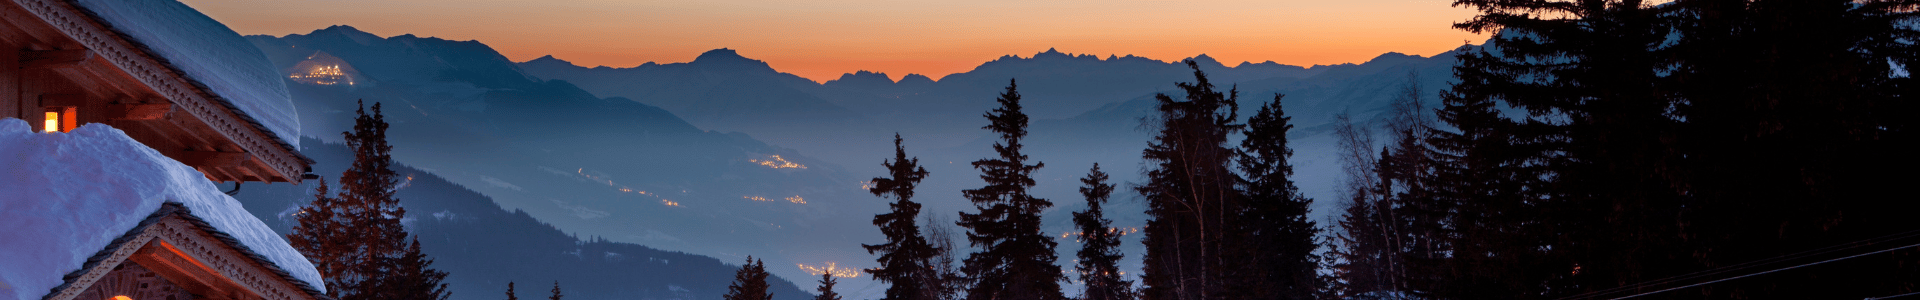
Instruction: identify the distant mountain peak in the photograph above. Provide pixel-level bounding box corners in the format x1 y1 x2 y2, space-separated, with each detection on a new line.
306 24 382 45
1186 54 1229 69
1366 52 1423 64
898 73 935 85
694 48 748 62
690 48 775 71
524 55 579 67
824 70 896 86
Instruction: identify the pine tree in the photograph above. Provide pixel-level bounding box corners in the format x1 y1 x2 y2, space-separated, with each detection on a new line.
547 281 562 300
1450 0 1688 297
814 273 842 300
291 178 353 296
1327 113 1395 299
391 238 450 300
504 282 517 300
863 134 938 300
724 257 773 300
290 100 414 300
1072 164 1132 300
1229 94 1323 300
956 79 1066 300
1137 61 1242 300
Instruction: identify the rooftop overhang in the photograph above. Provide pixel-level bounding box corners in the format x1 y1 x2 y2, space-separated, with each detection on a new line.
1 0 311 183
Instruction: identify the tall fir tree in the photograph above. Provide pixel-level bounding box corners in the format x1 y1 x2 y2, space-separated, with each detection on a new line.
957 79 1066 300
814 273 842 300
547 281 562 300
725 256 774 300
1429 0 1920 298
290 100 416 300
1071 164 1133 300
1137 61 1243 300
391 238 451 300
863 134 939 300
291 178 353 295
1327 112 1400 299
1229 94 1324 300
1452 0 1688 297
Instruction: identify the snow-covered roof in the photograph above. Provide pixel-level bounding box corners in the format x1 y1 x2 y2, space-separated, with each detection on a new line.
0 119 323 300
68 0 301 148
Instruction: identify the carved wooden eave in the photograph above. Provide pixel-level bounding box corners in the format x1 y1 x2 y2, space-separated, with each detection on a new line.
44 203 330 300
1 0 310 183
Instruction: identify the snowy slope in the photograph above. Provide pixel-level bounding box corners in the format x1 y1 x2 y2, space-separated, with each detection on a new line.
70 0 300 147
0 119 322 300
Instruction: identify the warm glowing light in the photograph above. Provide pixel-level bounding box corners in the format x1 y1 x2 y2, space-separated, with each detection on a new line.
113 296 133 300
662 200 680 207
288 64 355 85
785 196 806 204
1059 227 1142 240
579 168 656 197
750 155 807 169
745 196 771 202
798 262 860 278
43 112 58 133
860 181 876 191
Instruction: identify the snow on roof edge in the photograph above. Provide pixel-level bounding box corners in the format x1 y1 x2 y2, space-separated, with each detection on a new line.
0 119 324 300
66 0 302 150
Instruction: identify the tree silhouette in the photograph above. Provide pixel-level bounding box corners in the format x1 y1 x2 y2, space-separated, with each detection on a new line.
504 282 517 300
547 281 563 300
391 238 451 300
1228 94 1324 300
863 134 939 300
1137 61 1242 300
814 273 842 300
290 100 418 300
1071 164 1132 300
957 79 1065 300
724 257 773 300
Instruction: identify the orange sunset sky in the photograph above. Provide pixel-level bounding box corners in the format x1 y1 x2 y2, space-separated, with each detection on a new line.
179 0 1486 83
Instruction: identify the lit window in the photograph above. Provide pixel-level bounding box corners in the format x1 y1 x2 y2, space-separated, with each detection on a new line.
43 111 58 133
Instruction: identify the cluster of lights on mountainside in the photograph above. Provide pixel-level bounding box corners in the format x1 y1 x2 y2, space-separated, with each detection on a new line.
797 262 861 278
287 64 353 85
577 168 679 207
750 155 806 169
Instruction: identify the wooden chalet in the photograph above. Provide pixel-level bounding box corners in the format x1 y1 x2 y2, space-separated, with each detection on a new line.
1 0 310 183
0 1 327 300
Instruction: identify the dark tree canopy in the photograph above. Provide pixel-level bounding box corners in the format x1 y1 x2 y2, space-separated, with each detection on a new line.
290 101 443 300
1137 61 1243 300
957 79 1066 300
814 274 842 300
725 257 774 300
863 134 940 300
1327 0 1920 298
1227 94 1325 300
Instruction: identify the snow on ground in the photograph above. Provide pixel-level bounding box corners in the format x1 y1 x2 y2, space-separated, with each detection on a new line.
70 0 301 147
0 119 322 300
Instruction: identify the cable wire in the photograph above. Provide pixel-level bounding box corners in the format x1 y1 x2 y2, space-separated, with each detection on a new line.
1557 228 1920 300
1866 290 1920 300
1607 239 1920 300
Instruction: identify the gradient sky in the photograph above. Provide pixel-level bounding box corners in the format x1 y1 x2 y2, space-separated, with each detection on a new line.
179 0 1486 83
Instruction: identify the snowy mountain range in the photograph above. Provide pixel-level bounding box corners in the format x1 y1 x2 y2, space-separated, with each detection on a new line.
237 24 1473 299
